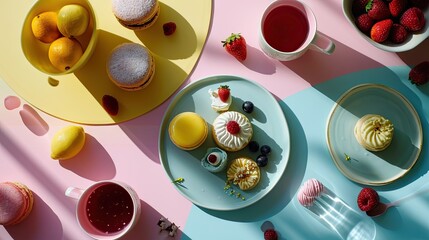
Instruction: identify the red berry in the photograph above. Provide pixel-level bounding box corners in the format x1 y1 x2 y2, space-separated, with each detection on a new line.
221 33 247 61
400 7 426 31
264 229 278 240
226 121 240 134
366 0 391 20
357 188 380 212
217 85 230 102
389 23 409 43
102 95 119 116
163 22 176 36
208 154 218 164
353 0 370 16
389 0 408 17
356 13 375 33
409 61 429 85
370 19 393 43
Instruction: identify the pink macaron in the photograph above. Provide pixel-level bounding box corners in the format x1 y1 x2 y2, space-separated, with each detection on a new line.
0 182 34 226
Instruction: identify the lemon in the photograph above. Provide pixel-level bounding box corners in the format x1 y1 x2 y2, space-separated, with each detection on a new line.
51 125 86 160
57 4 90 38
48 37 83 71
31 11 62 43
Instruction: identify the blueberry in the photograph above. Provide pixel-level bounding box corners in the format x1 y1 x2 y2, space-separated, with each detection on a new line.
256 155 268 167
242 101 254 113
248 141 259 152
260 145 271 155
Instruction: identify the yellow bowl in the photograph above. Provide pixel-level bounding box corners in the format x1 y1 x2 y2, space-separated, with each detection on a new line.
21 0 98 75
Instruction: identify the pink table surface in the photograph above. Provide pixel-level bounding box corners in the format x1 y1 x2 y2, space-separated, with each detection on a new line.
1 0 428 239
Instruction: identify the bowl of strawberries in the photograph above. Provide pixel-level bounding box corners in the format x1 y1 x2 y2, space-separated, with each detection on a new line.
343 0 429 52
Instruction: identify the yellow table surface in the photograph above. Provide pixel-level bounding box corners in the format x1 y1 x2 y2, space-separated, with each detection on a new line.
0 0 211 124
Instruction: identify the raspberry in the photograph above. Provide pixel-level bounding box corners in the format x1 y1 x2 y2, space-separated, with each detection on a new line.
102 95 119 116
226 121 240 134
163 22 176 36
264 229 278 240
357 188 380 211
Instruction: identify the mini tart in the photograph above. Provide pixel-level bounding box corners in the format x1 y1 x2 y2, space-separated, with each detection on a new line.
201 147 228 173
227 157 260 191
169 112 208 150
208 88 232 112
354 114 394 151
212 111 253 152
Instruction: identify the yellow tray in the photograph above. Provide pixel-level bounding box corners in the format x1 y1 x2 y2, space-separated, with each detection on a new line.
0 0 212 124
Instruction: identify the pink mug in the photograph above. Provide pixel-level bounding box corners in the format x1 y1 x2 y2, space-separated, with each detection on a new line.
65 180 141 240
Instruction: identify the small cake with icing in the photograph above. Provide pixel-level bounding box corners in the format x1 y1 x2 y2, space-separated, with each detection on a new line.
208 85 232 112
212 111 253 152
354 114 394 152
227 157 260 191
169 112 208 150
201 147 228 173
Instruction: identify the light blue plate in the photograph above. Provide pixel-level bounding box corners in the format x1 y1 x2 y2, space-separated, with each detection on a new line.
159 75 290 210
326 84 423 185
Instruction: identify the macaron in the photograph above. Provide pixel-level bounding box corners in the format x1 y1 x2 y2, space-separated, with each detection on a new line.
106 43 155 91
168 112 208 151
0 182 34 226
111 0 160 30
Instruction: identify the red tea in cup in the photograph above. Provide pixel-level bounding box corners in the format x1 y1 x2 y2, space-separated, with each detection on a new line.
263 5 309 52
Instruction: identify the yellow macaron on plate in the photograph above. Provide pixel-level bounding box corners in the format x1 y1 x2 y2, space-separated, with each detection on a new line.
0 0 212 124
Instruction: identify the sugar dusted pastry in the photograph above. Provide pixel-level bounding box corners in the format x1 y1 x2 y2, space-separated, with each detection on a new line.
208 85 232 112
354 114 394 151
227 157 260 190
212 111 253 152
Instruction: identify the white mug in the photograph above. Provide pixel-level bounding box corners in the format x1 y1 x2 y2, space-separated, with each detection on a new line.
65 180 141 240
259 0 335 61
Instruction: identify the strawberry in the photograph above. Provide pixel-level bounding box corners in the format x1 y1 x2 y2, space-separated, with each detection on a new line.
389 23 409 43
353 0 370 16
370 19 393 42
357 188 380 212
409 61 429 85
264 229 278 240
163 22 176 36
102 95 119 116
366 0 391 20
221 33 247 61
226 121 240 134
217 85 230 102
389 0 408 17
356 13 375 33
400 7 426 31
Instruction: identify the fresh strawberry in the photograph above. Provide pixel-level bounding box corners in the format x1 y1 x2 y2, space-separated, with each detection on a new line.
389 23 409 43
389 0 408 17
409 61 429 85
264 229 278 240
353 0 370 16
366 0 391 20
163 22 176 36
226 121 240 134
370 19 393 42
221 33 247 61
409 0 429 9
357 188 380 212
102 95 119 116
217 85 230 102
400 7 426 31
356 13 375 33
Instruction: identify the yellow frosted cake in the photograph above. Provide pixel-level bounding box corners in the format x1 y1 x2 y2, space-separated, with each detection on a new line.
212 111 253 152
169 112 208 150
354 114 394 152
227 157 260 191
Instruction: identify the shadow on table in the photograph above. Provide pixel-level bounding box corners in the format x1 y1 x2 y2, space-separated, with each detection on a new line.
5 192 63 240
198 102 309 221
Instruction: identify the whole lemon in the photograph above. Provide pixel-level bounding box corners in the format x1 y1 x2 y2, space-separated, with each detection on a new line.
57 4 90 38
51 125 86 160
31 11 62 43
48 37 83 71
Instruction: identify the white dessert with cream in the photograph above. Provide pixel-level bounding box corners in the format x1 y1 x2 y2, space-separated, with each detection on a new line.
208 88 232 112
212 111 253 152
354 114 394 152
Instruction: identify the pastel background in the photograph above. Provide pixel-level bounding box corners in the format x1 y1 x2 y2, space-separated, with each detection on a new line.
1 0 428 240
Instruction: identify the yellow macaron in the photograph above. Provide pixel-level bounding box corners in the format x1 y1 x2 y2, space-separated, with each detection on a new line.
168 112 208 150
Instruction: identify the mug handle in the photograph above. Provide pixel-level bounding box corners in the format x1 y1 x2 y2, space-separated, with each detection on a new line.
310 32 335 55
65 187 84 199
